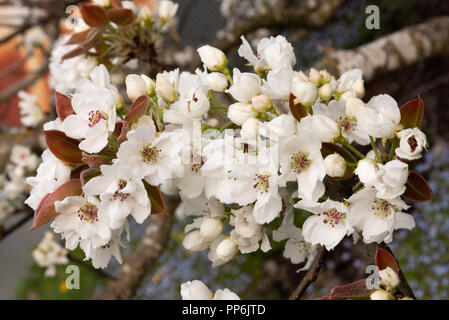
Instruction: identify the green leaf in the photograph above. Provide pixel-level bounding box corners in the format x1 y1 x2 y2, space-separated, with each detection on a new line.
143 181 168 214
44 130 83 164
403 171 433 202
29 179 82 231
321 142 357 180
375 247 399 273
79 4 108 27
400 95 424 129
289 93 307 122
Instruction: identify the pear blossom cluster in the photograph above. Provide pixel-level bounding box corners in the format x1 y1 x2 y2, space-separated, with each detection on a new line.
25 26 429 285
32 232 69 277
17 90 46 127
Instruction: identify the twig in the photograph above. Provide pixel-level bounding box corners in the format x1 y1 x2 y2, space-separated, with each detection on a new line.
0 211 34 241
289 246 327 300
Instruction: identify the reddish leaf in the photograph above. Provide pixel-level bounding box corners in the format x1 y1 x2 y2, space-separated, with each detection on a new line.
45 130 83 164
110 0 123 8
375 247 399 273
55 92 74 121
65 29 90 45
403 171 433 202
80 168 100 186
81 152 110 169
113 120 129 144
289 93 307 122
125 95 150 125
321 142 357 180
400 95 424 129
143 181 168 214
317 279 374 300
106 8 134 25
79 4 108 27
61 45 89 61
29 179 82 231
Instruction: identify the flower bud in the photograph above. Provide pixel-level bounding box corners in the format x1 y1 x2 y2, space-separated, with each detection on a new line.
320 70 331 84
126 74 147 101
251 94 271 112
227 102 257 125
228 70 260 103
352 79 365 98
216 237 238 261
370 289 394 300
179 88 210 120
141 74 156 96
319 83 332 101
139 7 153 21
324 153 347 178
291 77 318 106
180 280 213 300
158 0 178 21
156 76 177 103
199 218 223 240
355 158 378 186
207 72 228 92
241 118 260 139
183 230 207 252
345 97 365 118
379 267 400 289
309 68 321 85
197 45 227 72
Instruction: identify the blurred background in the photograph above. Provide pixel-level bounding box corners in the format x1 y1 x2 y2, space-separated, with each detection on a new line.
0 0 448 299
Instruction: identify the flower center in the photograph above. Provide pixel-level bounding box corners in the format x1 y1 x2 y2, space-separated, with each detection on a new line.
88 110 107 128
322 208 346 227
253 174 270 193
372 199 392 218
113 179 129 201
407 136 418 152
191 157 204 173
290 151 311 174
338 116 355 132
77 202 98 223
140 145 160 164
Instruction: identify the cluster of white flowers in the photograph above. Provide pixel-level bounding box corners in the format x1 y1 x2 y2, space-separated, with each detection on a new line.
17 90 45 127
32 231 69 277
0 145 39 225
180 279 240 300
26 26 428 282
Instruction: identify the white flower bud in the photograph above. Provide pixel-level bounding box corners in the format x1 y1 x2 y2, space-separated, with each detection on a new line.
197 45 227 72
351 79 365 98
376 160 408 199
139 7 153 21
228 70 261 103
141 74 156 96
355 158 378 186
320 70 331 84
370 289 394 300
324 153 347 178
180 280 213 300
345 97 365 118
319 83 332 101
207 72 228 92
125 74 147 101
291 77 318 106
379 267 400 289
183 230 207 252
241 118 260 139
156 76 177 103
213 289 240 300
199 218 223 240
251 94 271 112
216 237 238 261
227 102 257 125
309 68 321 85
158 0 178 21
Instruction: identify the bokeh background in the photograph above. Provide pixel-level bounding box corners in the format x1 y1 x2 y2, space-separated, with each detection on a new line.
0 0 448 299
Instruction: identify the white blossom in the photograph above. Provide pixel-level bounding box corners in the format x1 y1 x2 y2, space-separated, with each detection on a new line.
395 128 427 160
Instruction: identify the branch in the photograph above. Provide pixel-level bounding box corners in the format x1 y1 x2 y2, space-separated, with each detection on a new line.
0 211 33 241
379 243 416 299
289 246 327 300
318 16 449 81
93 196 177 300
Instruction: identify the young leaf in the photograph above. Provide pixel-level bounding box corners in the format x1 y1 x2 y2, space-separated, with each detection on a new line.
106 8 134 25
316 279 374 300
65 29 90 45
143 181 168 214
81 152 110 169
79 4 108 27
375 247 399 273
289 93 307 122
44 130 83 164
403 171 433 202
113 120 129 144
125 95 150 125
29 179 82 231
400 95 424 129
55 92 74 121
321 142 357 180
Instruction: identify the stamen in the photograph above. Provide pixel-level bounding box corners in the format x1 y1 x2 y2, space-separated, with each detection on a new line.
88 110 107 128
77 202 99 223
140 145 160 164
322 208 346 228
290 151 311 174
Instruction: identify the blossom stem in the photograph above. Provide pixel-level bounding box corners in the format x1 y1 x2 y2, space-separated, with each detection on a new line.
336 136 365 159
208 92 228 109
369 136 382 163
388 137 399 161
223 67 233 85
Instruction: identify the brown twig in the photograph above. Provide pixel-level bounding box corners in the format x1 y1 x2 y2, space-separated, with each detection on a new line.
289 246 327 300
0 211 34 241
